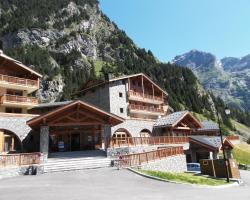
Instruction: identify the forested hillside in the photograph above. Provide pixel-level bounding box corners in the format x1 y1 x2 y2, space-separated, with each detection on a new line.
0 0 249 136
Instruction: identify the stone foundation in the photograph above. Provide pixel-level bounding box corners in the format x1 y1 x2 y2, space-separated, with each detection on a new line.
0 165 43 179
107 143 189 157
140 155 187 173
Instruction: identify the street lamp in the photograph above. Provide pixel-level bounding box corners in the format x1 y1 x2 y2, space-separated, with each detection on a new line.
215 105 230 183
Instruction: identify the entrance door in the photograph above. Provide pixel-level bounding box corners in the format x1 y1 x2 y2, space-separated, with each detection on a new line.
71 133 80 151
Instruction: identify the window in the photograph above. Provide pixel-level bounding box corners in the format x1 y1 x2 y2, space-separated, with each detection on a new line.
119 92 123 97
120 108 124 113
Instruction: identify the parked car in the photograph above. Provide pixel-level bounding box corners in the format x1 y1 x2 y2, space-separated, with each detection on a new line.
187 163 201 172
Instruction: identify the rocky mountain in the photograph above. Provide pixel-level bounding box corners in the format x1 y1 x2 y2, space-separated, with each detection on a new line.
0 0 213 114
173 50 250 112
3 0 249 132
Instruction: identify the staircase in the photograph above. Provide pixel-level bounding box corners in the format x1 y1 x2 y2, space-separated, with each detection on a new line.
43 150 111 173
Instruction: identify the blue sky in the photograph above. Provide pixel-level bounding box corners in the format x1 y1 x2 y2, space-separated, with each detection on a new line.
100 0 250 62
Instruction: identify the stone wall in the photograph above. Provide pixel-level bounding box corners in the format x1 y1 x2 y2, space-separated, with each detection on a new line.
0 164 43 179
111 119 155 137
80 84 110 113
140 155 187 173
107 143 189 157
109 80 128 118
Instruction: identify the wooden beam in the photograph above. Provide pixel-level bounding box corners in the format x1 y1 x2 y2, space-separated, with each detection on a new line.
0 131 4 152
141 75 144 98
152 84 154 100
48 122 104 127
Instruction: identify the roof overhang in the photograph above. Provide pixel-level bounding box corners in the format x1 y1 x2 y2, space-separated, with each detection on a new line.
0 52 42 78
27 100 124 128
189 137 234 152
75 73 168 96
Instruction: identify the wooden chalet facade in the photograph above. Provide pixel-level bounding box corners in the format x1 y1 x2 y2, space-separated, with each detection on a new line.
0 51 41 154
27 100 124 156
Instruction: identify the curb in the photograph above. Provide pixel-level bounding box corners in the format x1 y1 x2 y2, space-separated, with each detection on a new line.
128 168 240 189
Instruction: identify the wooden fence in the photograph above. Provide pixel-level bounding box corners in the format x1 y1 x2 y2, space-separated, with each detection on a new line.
118 146 184 167
226 135 240 141
0 153 41 168
110 136 189 148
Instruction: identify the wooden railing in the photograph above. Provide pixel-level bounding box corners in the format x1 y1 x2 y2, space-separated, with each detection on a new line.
110 136 189 148
226 135 240 141
0 94 38 105
0 74 38 87
118 146 184 167
129 104 164 113
128 91 163 102
0 153 42 167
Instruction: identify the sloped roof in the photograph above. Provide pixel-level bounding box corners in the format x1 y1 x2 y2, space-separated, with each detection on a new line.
0 115 36 141
76 73 168 96
198 121 219 131
154 111 202 128
0 51 42 78
190 136 234 151
36 101 73 108
27 100 124 127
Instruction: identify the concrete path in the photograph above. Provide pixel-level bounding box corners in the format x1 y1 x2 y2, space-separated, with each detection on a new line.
0 168 250 200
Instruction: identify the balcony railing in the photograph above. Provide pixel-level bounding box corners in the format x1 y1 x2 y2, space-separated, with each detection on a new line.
116 147 184 168
128 91 163 102
110 136 189 148
226 135 240 141
0 74 38 87
0 94 38 105
0 152 42 168
129 104 164 114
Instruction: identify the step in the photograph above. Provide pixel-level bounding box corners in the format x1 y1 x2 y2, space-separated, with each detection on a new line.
46 157 109 163
44 161 111 168
43 157 111 173
44 163 110 173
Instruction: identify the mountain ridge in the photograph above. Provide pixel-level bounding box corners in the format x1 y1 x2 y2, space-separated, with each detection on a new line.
172 49 250 112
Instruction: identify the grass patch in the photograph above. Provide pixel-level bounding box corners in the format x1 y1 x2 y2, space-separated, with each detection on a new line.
233 143 250 165
139 170 230 186
231 120 250 138
94 60 105 77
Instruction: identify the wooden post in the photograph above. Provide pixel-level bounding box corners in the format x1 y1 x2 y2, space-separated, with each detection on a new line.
128 78 130 92
152 84 154 101
0 131 4 153
11 135 15 151
141 76 144 98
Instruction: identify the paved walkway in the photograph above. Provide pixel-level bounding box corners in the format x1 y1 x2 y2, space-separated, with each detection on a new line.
0 169 250 200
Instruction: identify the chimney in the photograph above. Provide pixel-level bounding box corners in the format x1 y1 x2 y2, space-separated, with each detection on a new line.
104 73 113 81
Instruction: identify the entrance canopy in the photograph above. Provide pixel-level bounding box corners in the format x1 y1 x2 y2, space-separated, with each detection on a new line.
189 136 234 152
27 100 124 128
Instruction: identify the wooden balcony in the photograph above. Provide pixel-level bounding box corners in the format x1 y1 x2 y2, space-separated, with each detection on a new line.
0 152 41 168
0 94 38 108
110 136 189 148
129 104 165 116
0 74 39 93
128 91 163 104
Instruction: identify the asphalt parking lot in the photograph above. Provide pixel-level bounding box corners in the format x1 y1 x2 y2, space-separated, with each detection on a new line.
0 168 250 200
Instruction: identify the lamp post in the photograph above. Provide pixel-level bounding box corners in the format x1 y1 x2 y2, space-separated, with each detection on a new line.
215 105 230 183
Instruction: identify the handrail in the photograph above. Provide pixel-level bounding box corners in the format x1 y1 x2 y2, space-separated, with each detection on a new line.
0 152 42 167
110 136 189 148
0 74 38 87
118 146 184 167
129 104 164 113
226 135 240 140
0 94 38 104
128 90 163 102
